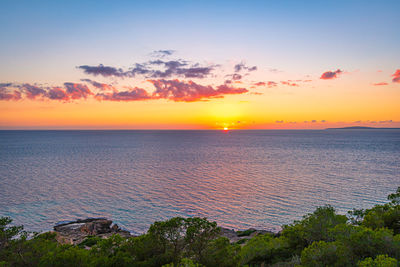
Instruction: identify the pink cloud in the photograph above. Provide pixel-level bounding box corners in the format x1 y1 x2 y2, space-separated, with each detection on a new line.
320 69 343 80
253 81 277 87
149 79 248 102
373 82 389 86
281 81 299 87
392 69 400 83
0 84 21 100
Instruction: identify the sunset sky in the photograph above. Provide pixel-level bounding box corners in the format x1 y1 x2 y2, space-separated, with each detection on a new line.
1 0 399 129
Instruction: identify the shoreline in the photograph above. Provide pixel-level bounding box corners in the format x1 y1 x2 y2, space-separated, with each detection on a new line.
51 218 275 245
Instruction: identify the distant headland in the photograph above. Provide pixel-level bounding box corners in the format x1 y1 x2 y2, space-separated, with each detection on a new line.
326 126 400 130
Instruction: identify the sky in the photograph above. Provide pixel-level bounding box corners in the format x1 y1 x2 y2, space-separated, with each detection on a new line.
0 0 399 129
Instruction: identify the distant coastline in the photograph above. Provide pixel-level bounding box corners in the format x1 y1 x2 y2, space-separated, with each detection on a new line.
326 126 400 130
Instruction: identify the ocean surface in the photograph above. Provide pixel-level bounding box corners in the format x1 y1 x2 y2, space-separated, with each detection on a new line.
0 130 399 234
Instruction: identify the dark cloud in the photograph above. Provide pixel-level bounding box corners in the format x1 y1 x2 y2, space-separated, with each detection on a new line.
78 64 127 78
320 69 343 80
234 63 257 72
149 60 214 79
78 60 215 79
275 120 284 123
392 69 400 83
96 88 151 101
151 50 175 57
149 79 248 102
81 79 115 91
20 84 47 99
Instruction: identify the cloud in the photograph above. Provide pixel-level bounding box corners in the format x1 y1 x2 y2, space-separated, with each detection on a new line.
78 60 215 79
254 82 265 86
392 69 400 83
0 84 21 100
0 82 93 101
275 120 284 123
46 87 69 100
0 79 249 103
373 82 389 86
151 50 175 57
149 79 248 102
96 88 151 101
281 81 299 87
320 69 343 80
253 81 278 87
20 84 47 99
149 60 214 79
78 64 127 78
81 79 116 91
64 83 93 99
234 62 257 72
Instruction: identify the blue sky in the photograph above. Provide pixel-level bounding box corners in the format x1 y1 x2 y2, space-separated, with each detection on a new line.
1 0 399 83
0 0 399 129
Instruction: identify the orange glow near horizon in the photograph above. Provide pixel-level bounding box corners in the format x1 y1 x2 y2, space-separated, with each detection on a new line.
1 69 400 129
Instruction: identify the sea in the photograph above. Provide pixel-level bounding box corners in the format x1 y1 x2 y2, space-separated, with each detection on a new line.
0 129 399 234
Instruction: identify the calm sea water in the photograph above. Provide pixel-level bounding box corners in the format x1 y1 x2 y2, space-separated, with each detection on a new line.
0 130 399 234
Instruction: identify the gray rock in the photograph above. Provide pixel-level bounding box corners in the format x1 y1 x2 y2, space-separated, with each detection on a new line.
53 218 131 245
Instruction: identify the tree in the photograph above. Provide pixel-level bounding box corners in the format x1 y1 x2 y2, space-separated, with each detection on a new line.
357 254 398 267
282 205 347 254
184 217 219 263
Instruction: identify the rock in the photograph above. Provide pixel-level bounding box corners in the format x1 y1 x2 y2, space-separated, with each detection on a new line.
111 224 120 232
53 218 131 245
219 227 275 244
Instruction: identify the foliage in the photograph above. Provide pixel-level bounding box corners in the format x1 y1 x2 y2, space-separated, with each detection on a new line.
236 229 256 237
300 240 350 267
240 234 290 266
357 254 398 267
281 205 347 254
0 187 399 266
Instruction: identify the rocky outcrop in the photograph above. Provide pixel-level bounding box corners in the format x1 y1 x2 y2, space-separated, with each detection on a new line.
53 218 131 245
52 218 274 246
220 227 274 244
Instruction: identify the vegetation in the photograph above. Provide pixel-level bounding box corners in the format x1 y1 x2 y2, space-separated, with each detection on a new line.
1 187 399 266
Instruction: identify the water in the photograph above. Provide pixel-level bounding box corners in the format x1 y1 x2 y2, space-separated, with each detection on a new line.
0 130 399 234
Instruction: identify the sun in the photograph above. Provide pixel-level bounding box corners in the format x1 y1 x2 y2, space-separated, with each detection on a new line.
223 127 229 131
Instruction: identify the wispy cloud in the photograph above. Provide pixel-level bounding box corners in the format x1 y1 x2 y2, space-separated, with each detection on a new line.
372 82 389 86
234 62 257 72
281 81 299 87
151 49 175 57
253 81 278 87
